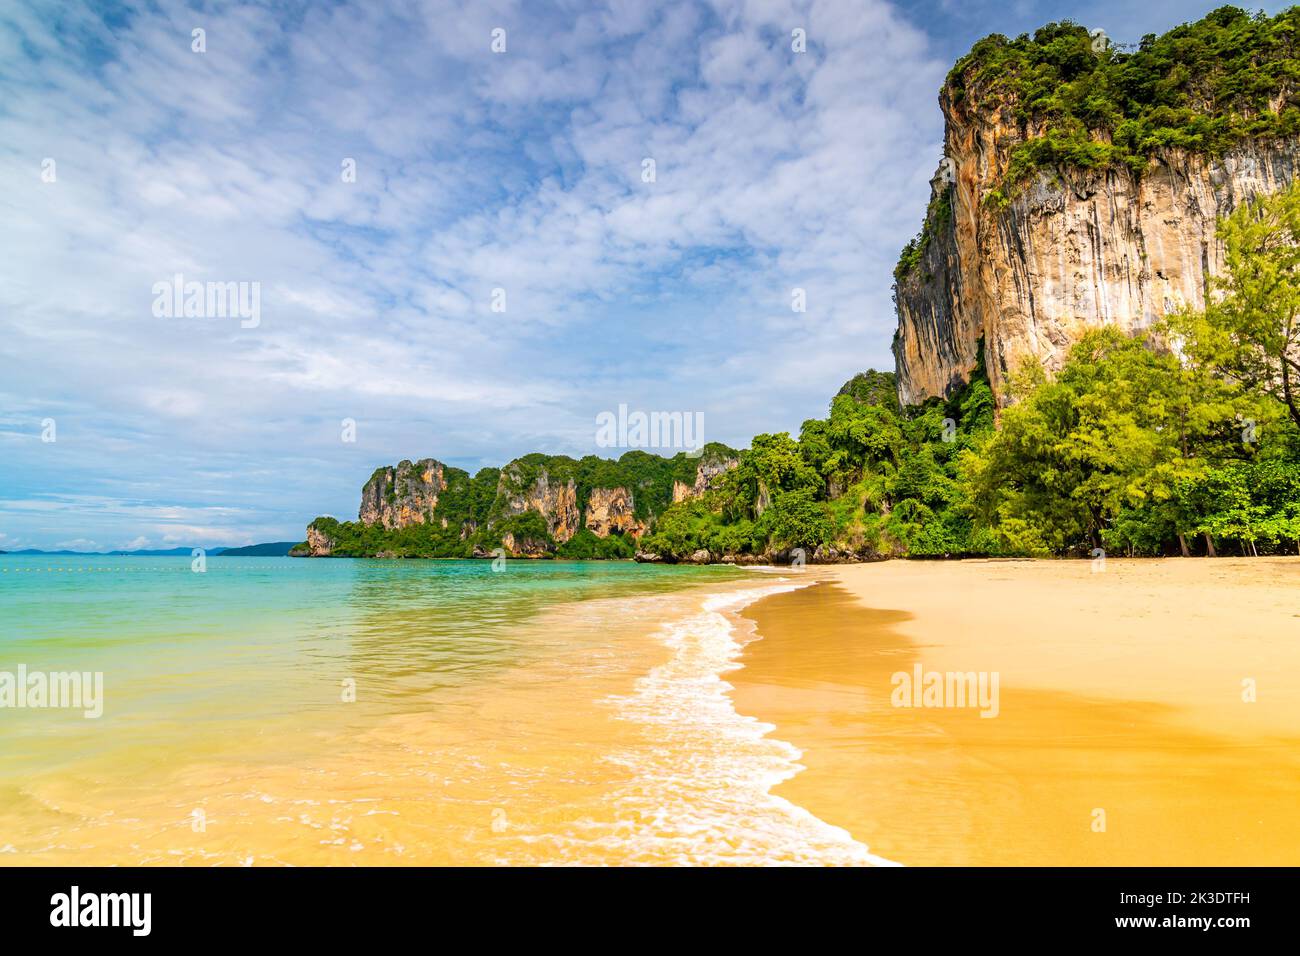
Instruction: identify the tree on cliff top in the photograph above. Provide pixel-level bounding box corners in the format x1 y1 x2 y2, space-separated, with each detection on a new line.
948 7 1300 187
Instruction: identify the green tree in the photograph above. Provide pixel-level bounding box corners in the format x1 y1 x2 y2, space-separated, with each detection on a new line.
729 432 821 519
965 327 1252 554
1168 180 1300 429
759 488 833 550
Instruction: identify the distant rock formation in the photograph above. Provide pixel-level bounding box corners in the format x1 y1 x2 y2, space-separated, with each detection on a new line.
295 445 741 559
359 459 447 529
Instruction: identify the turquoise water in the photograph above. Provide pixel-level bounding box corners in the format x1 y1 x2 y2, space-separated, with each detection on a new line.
0 556 748 782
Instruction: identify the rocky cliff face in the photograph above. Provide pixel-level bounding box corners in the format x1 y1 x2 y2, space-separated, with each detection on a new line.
299 523 335 557
359 458 448 529
348 454 659 550
585 486 645 539
893 84 1300 405
307 446 744 559
495 462 581 543
671 453 740 502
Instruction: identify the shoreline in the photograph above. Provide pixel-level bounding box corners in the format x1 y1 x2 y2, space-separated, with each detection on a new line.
632 577 898 865
286 551 1300 564
8 556 1297 865
1 565 870 866
730 558 1300 866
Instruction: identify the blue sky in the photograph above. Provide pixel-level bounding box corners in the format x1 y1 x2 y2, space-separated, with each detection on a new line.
0 0 1286 550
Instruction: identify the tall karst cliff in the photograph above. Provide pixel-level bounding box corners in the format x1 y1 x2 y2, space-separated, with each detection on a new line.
893 8 1300 406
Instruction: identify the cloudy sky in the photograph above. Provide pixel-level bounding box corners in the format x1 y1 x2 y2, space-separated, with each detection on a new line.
0 0 1282 550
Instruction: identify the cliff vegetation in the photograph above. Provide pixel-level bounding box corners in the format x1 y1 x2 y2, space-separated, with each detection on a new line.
953 6 1300 197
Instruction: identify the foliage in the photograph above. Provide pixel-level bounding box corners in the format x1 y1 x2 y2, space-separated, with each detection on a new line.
641 353 1000 560
966 319 1300 556
949 7 1300 189
556 528 636 559
1175 459 1300 553
1166 180 1300 429
758 487 834 550
895 189 953 284
965 326 1266 554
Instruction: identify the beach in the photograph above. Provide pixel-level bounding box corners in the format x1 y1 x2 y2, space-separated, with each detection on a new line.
732 558 1300 866
0 557 871 865
4 554 1298 866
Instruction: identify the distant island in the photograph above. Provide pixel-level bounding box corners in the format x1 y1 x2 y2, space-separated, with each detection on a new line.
6 543 296 557
5 547 223 556
216 542 298 557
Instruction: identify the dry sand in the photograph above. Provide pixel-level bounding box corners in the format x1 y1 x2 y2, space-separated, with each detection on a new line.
731 558 1300 866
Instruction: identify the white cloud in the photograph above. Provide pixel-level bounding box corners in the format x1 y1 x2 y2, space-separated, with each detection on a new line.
0 0 949 546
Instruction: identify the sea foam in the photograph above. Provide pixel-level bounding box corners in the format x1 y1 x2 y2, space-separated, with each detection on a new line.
535 581 900 866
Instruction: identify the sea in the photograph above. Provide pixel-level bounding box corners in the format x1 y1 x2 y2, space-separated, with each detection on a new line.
0 555 885 865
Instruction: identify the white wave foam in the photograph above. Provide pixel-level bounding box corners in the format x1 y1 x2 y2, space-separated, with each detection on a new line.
529 581 900 866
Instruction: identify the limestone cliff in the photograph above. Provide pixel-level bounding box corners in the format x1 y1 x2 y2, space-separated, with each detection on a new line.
297 443 742 559
344 454 654 552
893 15 1300 406
359 459 447 529
671 452 740 502
295 523 335 557
494 461 582 544
584 486 646 539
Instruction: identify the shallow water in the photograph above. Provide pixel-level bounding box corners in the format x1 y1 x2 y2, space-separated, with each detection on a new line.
0 555 875 865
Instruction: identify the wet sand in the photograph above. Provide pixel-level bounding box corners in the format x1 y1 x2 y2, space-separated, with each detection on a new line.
0 576 865 866
731 558 1300 866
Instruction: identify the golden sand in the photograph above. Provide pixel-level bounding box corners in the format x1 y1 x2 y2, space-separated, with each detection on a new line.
731 558 1300 866
7 559 1296 866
